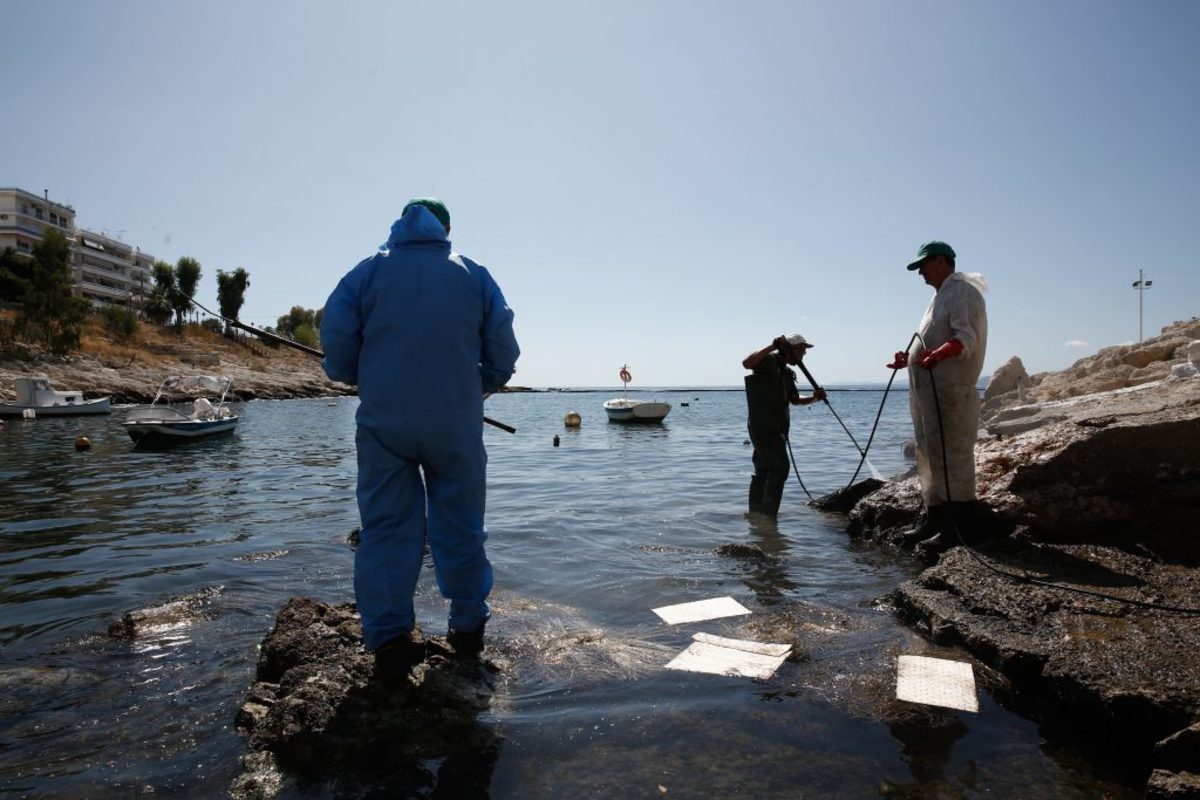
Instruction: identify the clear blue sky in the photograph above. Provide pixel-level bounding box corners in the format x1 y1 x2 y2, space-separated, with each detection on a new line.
9 1 1198 387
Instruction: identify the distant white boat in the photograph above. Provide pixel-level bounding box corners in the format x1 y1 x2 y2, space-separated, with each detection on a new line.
123 375 238 444
0 376 111 417
603 364 671 423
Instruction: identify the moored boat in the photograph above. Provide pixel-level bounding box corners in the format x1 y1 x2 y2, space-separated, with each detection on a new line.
0 376 111 417
603 364 671 423
123 375 238 444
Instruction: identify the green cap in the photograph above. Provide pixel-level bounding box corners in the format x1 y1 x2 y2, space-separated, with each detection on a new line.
402 197 450 230
906 240 956 270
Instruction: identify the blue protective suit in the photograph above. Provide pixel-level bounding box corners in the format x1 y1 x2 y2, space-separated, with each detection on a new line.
320 205 520 651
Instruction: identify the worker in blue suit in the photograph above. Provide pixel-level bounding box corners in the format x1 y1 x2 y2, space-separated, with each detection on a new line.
321 198 520 679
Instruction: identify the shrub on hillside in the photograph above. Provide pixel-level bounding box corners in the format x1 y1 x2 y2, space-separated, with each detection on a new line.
101 305 139 341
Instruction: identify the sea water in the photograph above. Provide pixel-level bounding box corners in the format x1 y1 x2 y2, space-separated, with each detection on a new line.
0 390 1141 797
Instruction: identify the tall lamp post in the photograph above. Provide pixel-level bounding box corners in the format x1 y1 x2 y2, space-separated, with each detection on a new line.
1132 269 1153 342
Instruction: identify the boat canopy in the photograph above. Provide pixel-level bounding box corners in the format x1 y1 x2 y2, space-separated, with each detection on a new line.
162 375 231 394
149 375 234 406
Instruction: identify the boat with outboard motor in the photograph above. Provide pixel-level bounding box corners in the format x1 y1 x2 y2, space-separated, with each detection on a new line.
0 376 111 417
123 375 238 444
603 365 671 423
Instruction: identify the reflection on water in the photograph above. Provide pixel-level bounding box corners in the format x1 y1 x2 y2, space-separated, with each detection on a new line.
0 392 1142 797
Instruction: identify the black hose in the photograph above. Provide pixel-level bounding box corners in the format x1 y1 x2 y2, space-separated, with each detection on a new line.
785 432 815 501
796 361 867 458
844 333 919 490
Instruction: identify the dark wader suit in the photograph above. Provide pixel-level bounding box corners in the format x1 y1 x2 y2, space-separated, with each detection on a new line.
745 354 798 519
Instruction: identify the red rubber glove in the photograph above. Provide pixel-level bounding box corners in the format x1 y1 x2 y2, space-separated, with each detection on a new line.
886 351 908 370
917 338 964 369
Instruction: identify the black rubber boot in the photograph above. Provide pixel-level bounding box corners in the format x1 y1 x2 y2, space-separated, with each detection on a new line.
900 505 946 547
374 629 425 683
949 500 1010 543
447 622 486 659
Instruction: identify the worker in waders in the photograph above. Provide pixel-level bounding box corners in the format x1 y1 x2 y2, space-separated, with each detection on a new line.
742 334 826 519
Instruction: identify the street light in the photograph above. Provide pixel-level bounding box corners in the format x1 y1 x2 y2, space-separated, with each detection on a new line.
1132 269 1153 342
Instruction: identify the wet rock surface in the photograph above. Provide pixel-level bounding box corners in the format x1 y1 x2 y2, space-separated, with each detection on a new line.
230 597 502 799
107 586 224 639
840 318 1200 796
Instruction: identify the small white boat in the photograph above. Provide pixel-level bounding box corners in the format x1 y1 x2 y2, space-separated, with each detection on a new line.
0 376 111 417
124 375 238 444
603 397 672 423
603 364 671 423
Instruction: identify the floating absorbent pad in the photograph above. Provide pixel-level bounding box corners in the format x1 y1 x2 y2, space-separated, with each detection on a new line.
665 632 792 680
895 655 979 713
652 597 752 625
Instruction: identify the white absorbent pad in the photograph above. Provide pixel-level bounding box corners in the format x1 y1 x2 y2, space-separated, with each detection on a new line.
665 632 791 680
895 655 979 713
652 596 752 625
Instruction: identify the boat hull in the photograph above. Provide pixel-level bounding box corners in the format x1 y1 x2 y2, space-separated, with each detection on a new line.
3 377 111 417
0 398 111 418
123 405 238 443
603 399 671 423
124 418 238 443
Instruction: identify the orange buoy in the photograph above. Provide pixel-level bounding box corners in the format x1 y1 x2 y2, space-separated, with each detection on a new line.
75 436 91 450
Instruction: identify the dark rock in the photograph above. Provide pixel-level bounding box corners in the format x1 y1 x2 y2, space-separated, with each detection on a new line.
231 597 502 798
890 544 1200 793
107 586 223 639
1146 768 1200 799
1157 723 1200 775
714 542 768 559
810 478 885 513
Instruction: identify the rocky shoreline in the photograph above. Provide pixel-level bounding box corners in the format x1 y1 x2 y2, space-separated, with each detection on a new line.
0 330 352 404
833 317 1200 797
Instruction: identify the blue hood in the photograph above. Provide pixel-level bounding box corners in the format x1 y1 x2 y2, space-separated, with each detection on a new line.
381 204 449 250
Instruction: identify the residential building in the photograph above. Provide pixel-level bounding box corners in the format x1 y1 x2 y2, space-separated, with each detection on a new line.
74 230 154 306
0 187 76 255
1 187 154 307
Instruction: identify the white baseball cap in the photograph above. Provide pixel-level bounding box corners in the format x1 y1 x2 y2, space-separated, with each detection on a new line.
785 333 813 347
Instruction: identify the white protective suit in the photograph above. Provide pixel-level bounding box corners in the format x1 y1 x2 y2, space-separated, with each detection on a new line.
907 272 988 506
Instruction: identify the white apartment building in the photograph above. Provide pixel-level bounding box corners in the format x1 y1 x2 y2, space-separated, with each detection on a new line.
74 230 154 306
0 187 76 254
1 187 154 307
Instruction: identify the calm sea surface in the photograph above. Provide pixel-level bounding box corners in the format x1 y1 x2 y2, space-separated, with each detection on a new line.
0 389 1140 798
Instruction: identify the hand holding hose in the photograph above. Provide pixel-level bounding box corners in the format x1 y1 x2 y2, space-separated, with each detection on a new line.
917 338 964 369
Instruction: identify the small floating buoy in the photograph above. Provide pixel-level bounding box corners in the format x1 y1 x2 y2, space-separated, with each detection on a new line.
75 436 91 451
680 402 689 407
563 412 581 428
552 435 560 447
23 408 36 419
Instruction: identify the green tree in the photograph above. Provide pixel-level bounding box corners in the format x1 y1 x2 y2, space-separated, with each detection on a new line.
173 256 202 330
142 261 176 326
215 267 251 329
276 306 317 338
293 323 319 349
0 247 31 303
17 229 90 354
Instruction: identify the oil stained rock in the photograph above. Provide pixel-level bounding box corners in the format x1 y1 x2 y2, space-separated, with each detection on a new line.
231 597 500 799
107 586 224 639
